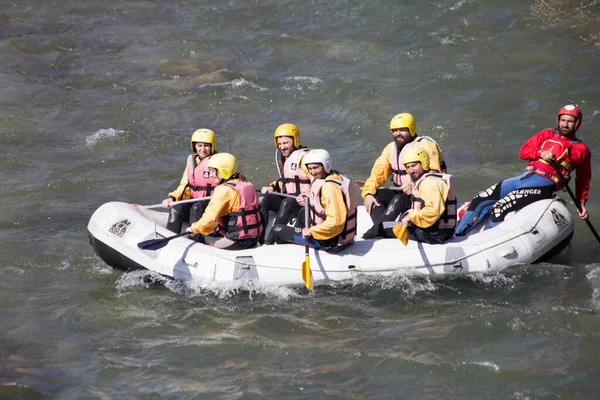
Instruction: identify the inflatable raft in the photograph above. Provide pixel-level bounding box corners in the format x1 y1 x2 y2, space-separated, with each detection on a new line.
87 197 574 286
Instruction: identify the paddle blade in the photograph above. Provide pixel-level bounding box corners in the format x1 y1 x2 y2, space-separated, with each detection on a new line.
392 223 409 246
302 257 314 293
137 238 169 251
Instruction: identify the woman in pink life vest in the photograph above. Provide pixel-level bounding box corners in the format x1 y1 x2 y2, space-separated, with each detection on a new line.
161 129 217 233
186 153 263 250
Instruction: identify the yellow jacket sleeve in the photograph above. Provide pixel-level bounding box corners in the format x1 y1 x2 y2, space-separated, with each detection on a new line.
310 177 347 240
418 139 443 173
361 142 394 199
190 183 240 235
168 167 191 201
267 179 282 192
407 177 449 228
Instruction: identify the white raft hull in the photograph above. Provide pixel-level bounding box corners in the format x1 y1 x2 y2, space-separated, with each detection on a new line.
87 198 573 286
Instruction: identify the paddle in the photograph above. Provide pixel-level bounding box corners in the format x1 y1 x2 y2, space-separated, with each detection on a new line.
392 222 409 246
302 199 314 293
550 160 600 245
137 231 190 251
267 192 298 200
138 196 212 210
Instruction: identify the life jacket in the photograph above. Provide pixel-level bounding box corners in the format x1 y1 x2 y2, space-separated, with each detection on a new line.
388 136 447 186
275 147 311 195
186 155 215 198
308 172 357 247
411 172 457 230
525 131 581 188
217 181 263 240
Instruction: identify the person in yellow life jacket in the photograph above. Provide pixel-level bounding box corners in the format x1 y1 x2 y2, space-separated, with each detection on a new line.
393 147 457 244
258 123 311 244
186 153 263 250
269 149 358 252
161 128 217 233
362 113 447 239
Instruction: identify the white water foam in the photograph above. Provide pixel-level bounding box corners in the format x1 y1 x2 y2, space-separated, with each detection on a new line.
586 265 600 310
282 76 323 91
85 128 126 147
198 78 267 91
115 269 300 301
460 360 501 372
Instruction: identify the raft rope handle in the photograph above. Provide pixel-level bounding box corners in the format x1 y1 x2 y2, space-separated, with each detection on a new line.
348 197 559 272
174 198 561 274
207 198 560 272
135 204 160 239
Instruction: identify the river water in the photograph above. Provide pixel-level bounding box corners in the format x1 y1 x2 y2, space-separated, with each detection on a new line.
2 0 599 398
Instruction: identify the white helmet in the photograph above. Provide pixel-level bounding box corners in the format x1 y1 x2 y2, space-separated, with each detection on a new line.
303 149 332 173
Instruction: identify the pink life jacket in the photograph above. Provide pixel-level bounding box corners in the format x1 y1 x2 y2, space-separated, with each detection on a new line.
186 155 215 198
275 148 311 195
525 131 580 188
308 173 357 247
411 172 457 230
217 181 263 240
388 137 447 186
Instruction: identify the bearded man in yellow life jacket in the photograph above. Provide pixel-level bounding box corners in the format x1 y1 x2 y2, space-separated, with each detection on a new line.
392 147 457 244
186 153 263 250
269 149 358 252
161 129 217 233
362 113 447 239
258 123 311 244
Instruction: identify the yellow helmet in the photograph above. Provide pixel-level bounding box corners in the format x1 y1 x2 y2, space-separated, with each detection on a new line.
389 113 416 137
273 123 300 148
402 147 430 171
208 153 236 180
190 129 216 154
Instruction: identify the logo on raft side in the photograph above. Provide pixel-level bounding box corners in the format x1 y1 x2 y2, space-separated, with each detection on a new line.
550 209 568 231
109 220 131 238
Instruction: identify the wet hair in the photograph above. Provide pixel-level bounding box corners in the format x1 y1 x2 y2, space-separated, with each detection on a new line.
227 172 246 182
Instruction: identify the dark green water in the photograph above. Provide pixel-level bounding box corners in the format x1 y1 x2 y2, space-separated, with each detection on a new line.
1 0 599 398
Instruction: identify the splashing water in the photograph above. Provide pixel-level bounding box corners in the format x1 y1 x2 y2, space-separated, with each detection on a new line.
85 128 126 147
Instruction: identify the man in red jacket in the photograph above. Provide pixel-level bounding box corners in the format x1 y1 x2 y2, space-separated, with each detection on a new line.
455 104 591 235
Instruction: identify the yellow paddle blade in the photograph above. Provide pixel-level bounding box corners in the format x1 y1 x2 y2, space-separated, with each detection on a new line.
392 223 409 246
302 257 314 293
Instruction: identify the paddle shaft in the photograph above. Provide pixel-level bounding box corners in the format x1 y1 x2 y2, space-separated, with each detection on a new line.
267 191 298 200
144 196 212 209
138 231 190 250
550 160 600 244
302 197 314 292
304 199 310 255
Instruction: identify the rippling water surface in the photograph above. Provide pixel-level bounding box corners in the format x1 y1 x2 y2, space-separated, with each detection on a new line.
1 0 599 398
